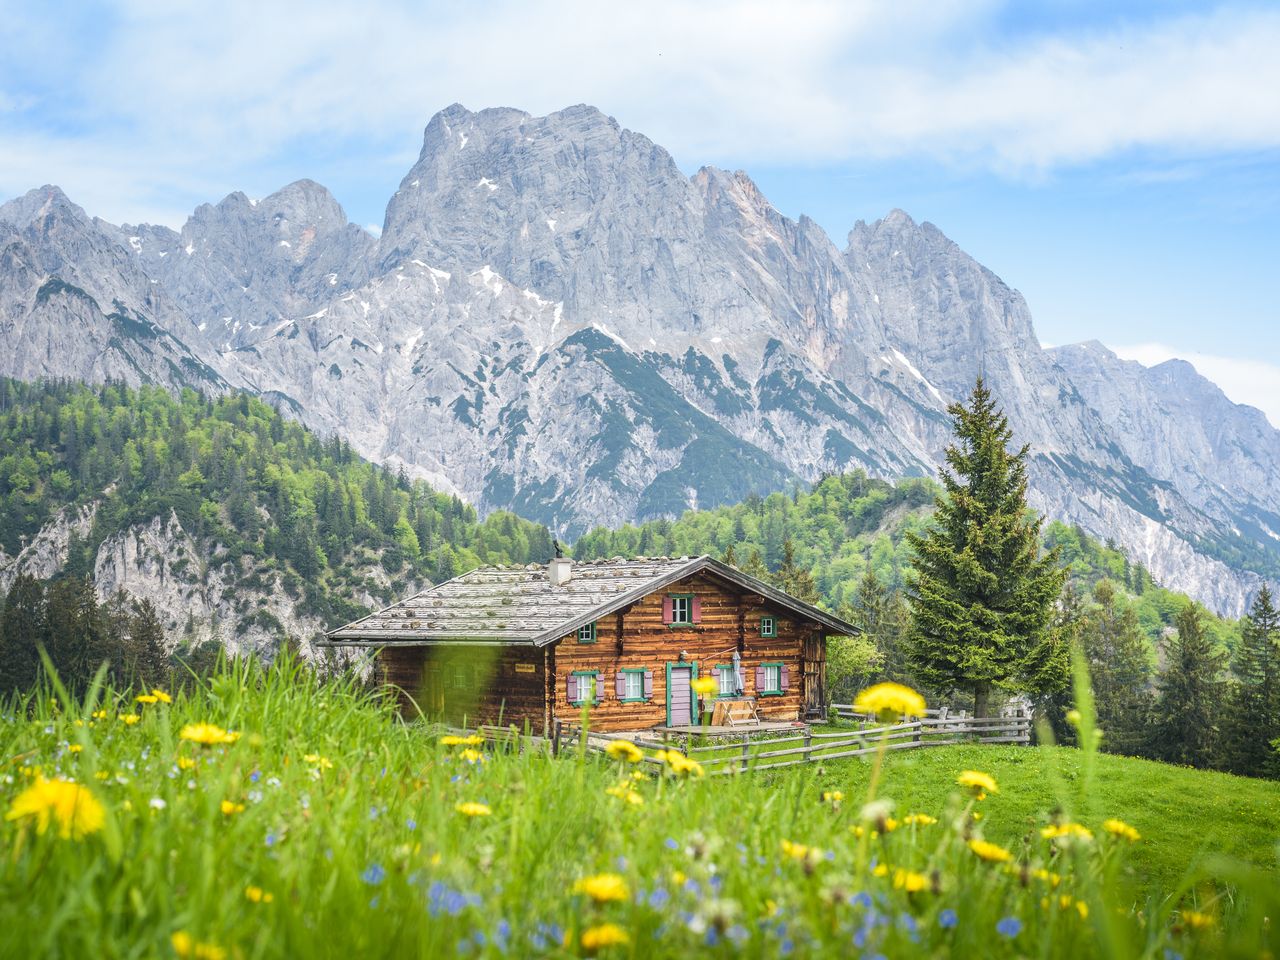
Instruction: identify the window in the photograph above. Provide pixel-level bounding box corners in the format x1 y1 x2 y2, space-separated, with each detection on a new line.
571 671 600 706
760 616 776 638
621 669 645 702
716 664 737 697
669 594 693 625
577 621 597 644
760 662 783 696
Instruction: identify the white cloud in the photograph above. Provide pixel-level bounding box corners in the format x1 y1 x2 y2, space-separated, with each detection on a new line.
1110 342 1280 428
4 2 1280 224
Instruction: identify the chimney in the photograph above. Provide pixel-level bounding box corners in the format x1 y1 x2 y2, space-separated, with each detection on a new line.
548 557 573 586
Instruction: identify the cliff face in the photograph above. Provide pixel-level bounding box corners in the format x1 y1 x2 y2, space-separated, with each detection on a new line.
2 104 1277 616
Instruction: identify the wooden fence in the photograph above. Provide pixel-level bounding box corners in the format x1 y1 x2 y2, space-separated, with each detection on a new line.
468 708 1030 776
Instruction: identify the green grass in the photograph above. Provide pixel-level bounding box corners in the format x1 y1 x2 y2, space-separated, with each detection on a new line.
2 659 1278 959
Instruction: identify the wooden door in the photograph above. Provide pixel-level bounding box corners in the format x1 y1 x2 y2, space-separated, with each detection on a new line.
667 665 693 726
802 633 825 716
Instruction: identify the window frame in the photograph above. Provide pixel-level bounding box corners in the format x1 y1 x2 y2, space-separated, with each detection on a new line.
759 661 785 697
619 668 647 703
576 621 597 644
668 593 694 626
759 615 776 638
571 670 601 707
715 663 737 698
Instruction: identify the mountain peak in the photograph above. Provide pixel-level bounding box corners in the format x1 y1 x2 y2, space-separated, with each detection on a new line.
0 185 85 229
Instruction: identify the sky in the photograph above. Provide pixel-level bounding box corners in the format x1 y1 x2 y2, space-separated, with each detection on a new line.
1 0 1277 424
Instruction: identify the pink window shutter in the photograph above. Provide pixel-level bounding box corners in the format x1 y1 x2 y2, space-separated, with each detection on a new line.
691 595 702 623
643 669 654 699
755 666 765 691
662 596 673 623
780 664 790 690
615 672 627 698
566 675 577 702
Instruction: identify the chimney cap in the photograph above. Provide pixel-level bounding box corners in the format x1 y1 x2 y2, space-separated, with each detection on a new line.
548 556 573 586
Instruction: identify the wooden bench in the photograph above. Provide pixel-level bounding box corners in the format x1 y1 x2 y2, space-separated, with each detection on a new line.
711 697 761 728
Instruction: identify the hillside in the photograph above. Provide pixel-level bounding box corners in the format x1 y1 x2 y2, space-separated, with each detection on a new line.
2 659 1276 958
2 105 1278 615
0 378 552 654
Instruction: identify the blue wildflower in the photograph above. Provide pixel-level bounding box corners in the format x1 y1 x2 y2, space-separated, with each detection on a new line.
938 909 958 930
648 887 671 909
406 818 417 831
997 917 1022 938
853 892 873 909
665 838 680 850
362 863 386 885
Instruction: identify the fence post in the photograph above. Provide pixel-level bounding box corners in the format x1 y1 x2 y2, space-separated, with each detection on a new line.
804 730 812 764
551 719 561 757
740 734 749 773
913 719 921 748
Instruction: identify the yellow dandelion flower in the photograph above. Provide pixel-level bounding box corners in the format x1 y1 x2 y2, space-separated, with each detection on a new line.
1180 910 1215 931
91 709 108 720
303 754 334 770
1102 818 1140 842
67 744 83 754
1041 823 1093 842
956 770 998 799
872 863 889 877
151 689 172 703
170 931 227 960
455 801 491 818
690 676 719 698
120 714 140 726
572 873 629 903
176 756 197 771
821 790 844 804
967 839 1013 863
604 784 644 806
1031 868 1063 888
580 923 630 952
220 800 246 816
244 886 274 903
780 839 823 862
671 870 687 887
852 682 927 720
179 723 239 746
604 740 644 763
658 751 704 778
630 770 648 782
440 734 484 746
135 694 159 704
901 813 937 826
892 868 929 893
458 748 485 764
5 776 105 840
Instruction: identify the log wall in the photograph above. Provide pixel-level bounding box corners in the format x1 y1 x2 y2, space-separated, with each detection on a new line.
378 645 545 730
550 572 808 732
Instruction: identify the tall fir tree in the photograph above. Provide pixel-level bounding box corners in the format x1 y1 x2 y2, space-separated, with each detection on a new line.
1220 587 1279 777
0 574 46 693
1080 580 1154 757
775 538 819 603
1149 604 1226 769
906 378 1067 716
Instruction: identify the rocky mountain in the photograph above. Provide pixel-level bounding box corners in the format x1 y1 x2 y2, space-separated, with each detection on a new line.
1 104 1277 616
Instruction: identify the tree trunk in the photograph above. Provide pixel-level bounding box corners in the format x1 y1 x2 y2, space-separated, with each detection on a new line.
974 682 990 719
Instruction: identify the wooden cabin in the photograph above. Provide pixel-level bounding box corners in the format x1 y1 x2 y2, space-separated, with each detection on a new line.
321 555 858 734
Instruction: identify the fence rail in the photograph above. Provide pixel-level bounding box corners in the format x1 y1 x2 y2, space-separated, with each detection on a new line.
463 709 1031 776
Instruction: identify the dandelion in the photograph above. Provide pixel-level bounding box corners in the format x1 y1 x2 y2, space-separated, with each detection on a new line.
821 790 844 805
892 868 928 893
656 750 704 778
179 723 239 746
220 800 246 816
780 839 823 868
1103 818 1141 842
245 886 274 903
440 734 484 746
604 740 644 763
967 839 1013 863
120 714 140 726
303 754 333 770
67 744 82 754
135 694 159 704
1180 910 1216 931
690 676 719 698
572 873 629 904
901 814 938 827
852 682 926 721
956 770 998 799
604 784 644 806
458 748 485 765
1041 822 1093 842
580 923 630 952
455 801 491 818
5 776 105 840
151 689 172 703
170 931 226 960
91 709 108 720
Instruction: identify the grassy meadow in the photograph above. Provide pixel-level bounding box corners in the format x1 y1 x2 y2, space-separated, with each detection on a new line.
2 659 1278 959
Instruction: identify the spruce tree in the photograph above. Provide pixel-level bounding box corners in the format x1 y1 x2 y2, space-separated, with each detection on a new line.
0 574 46 693
1149 604 1226 769
906 378 1066 716
1081 580 1154 757
776 538 819 603
1220 587 1279 777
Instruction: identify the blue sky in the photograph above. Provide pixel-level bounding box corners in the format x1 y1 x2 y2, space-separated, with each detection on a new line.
1 0 1277 421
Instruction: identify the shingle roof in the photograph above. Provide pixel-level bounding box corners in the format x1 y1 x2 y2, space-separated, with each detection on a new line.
322 555 858 647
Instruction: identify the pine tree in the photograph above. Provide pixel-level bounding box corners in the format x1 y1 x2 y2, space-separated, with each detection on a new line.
0 574 46 693
721 544 739 569
1220 587 1279 777
1149 604 1226 769
741 548 770 583
775 538 819 603
906 378 1067 716
1080 581 1154 756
